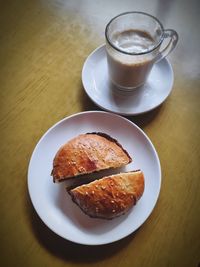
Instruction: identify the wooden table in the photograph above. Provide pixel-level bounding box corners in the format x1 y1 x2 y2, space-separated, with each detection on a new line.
0 0 199 266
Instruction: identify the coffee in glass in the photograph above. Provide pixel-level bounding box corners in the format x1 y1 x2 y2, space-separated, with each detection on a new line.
105 12 178 90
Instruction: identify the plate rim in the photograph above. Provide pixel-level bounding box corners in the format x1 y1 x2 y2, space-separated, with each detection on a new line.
27 110 162 245
82 44 174 116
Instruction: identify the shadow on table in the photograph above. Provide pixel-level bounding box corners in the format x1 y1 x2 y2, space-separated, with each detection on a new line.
80 85 164 128
26 194 136 263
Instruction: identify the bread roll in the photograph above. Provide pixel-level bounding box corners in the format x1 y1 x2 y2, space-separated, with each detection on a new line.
52 132 132 183
69 170 144 219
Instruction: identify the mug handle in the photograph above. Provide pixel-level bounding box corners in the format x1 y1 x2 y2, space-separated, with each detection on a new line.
155 29 179 63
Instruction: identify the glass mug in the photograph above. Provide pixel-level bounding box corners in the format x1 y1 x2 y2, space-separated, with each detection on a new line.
105 11 178 90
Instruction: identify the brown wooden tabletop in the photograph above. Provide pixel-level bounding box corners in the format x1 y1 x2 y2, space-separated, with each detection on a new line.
0 0 200 266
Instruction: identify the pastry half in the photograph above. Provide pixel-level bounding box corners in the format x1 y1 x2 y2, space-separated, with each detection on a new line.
52 132 132 183
69 170 144 219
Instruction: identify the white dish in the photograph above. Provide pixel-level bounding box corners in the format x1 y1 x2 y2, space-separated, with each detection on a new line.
28 111 161 245
82 45 174 116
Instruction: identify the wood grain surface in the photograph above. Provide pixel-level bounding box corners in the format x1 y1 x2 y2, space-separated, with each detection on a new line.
0 0 200 266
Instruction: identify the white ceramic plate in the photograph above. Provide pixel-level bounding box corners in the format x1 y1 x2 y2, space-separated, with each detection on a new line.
28 111 161 245
82 45 174 116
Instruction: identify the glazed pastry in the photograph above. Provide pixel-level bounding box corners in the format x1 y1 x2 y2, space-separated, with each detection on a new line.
52 132 132 183
69 170 144 219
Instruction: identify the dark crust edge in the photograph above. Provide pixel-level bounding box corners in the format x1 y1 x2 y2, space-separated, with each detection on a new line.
65 169 142 190
53 165 115 184
86 132 132 163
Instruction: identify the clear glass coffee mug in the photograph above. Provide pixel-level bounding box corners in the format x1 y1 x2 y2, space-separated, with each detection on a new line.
105 11 178 90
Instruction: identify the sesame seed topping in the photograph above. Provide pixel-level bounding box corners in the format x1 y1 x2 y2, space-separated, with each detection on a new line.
112 209 116 213
78 166 85 172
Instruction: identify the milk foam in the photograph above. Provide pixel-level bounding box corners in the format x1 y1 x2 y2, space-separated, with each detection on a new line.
112 29 155 53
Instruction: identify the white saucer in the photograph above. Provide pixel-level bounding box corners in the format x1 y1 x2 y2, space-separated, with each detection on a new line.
82 45 174 116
